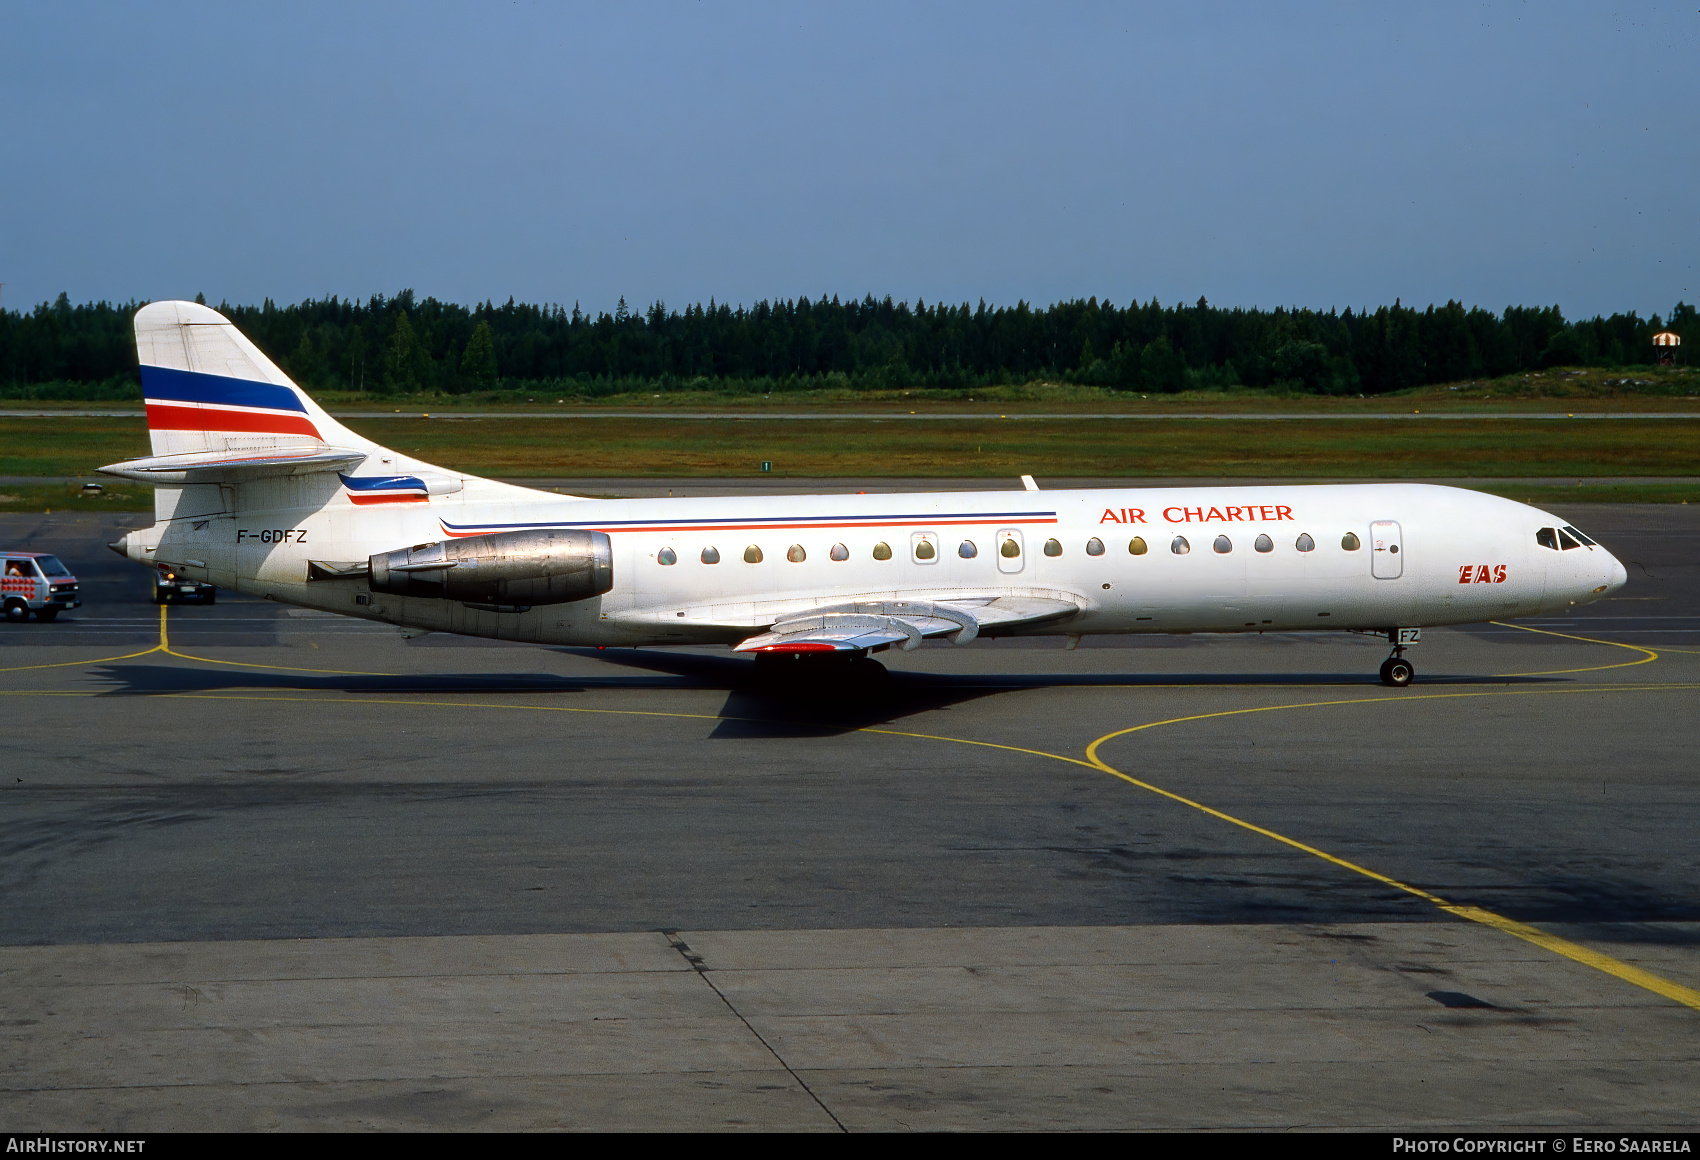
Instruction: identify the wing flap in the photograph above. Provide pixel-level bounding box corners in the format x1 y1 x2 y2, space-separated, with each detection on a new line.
733 594 1080 654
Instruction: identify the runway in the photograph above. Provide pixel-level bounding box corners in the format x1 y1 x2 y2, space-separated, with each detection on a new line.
1 504 1697 1130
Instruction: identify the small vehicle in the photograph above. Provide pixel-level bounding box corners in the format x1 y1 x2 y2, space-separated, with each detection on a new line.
2 552 81 622
153 568 215 604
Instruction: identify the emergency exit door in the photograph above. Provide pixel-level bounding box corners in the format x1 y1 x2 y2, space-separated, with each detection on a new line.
1370 520 1403 579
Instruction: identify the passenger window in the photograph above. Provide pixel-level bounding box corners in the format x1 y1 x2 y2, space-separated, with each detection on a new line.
1254 534 1273 553
1535 527 1559 550
1295 534 1314 552
915 539 936 560
829 543 849 562
1043 538 1062 557
701 546 720 564
1562 525 1597 547
873 542 893 560
1085 537 1104 556
1213 535 1232 554
1557 528 1581 551
1128 536 1147 555
657 547 677 565
1000 538 1021 558
1171 536 1190 555
959 540 977 559
1341 532 1360 551
787 544 807 562
743 545 763 564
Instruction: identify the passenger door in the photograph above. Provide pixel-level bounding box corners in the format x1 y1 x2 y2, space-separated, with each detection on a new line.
1370 520 1403 579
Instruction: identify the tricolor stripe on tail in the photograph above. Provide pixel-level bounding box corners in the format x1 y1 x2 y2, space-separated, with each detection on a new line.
142 366 323 441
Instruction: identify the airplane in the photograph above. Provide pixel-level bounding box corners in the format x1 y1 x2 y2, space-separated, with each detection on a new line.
105 301 1629 689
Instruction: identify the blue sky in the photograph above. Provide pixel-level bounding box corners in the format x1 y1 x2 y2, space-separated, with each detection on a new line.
2 2 1694 319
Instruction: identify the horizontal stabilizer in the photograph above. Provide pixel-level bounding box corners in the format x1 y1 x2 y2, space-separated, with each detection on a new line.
98 447 368 484
734 594 1078 654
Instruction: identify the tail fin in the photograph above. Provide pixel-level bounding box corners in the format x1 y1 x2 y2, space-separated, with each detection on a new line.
135 300 375 458
121 301 557 526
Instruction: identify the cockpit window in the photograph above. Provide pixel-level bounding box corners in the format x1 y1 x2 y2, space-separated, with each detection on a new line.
1563 525 1597 547
1557 528 1582 551
1535 527 1559 550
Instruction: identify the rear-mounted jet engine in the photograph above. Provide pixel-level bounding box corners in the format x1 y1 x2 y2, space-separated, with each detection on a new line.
368 529 613 608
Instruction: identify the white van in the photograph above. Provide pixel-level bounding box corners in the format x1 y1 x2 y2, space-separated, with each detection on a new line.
1 553 82 622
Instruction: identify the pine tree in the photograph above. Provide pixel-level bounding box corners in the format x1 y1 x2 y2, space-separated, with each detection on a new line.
289 331 320 387
383 312 422 394
460 321 498 389
1139 336 1187 393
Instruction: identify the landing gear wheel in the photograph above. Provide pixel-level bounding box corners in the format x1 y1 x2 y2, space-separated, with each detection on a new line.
3 601 27 623
1379 657 1414 687
34 607 58 622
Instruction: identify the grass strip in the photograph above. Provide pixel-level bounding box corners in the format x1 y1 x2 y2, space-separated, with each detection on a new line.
3 416 1695 502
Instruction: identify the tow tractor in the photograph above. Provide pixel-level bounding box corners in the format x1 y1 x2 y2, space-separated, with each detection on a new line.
1 552 81 622
153 566 216 604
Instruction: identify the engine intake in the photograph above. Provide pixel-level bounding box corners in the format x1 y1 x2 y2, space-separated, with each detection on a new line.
369 528 612 607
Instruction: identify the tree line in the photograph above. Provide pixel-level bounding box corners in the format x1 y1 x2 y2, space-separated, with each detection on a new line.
0 289 1692 399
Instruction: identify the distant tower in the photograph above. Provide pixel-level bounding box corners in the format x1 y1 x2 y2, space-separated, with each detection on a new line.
1653 330 1680 366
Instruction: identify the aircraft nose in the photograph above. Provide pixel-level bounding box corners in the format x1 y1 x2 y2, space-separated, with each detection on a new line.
1605 552 1628 593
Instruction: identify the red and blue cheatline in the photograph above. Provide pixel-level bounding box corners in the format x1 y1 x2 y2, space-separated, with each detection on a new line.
140 367 323 439
339 474 431 505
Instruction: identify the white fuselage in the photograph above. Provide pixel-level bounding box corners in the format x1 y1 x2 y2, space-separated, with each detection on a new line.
126 481 1627 647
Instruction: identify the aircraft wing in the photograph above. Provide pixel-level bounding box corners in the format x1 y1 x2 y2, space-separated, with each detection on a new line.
733 595 1080 654
98 447 369 484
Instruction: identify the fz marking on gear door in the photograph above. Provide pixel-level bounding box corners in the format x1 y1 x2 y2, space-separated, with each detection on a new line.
1370 520 1403 579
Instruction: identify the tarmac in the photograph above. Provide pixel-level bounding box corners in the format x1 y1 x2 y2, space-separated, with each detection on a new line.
1 498 1696 1131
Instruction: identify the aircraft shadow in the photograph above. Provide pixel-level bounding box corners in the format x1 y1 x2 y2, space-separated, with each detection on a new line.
78 651 1580 740
562 648 1570 739
88 663 595 697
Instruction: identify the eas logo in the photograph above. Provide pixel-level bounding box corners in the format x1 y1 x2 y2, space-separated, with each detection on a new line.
1459 564 1507 584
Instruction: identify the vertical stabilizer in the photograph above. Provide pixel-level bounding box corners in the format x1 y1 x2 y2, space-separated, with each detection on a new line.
135 301 376 459
136 300 384 522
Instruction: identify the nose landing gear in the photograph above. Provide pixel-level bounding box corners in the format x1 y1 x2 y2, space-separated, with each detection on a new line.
1379 654 1414 687
1376 628 1420 687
